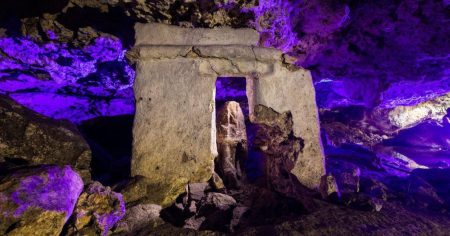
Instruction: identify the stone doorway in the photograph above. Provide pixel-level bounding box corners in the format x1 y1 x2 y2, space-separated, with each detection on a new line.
214 77 263 184
131 23 325 206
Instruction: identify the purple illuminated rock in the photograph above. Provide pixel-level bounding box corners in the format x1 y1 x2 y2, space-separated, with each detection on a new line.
67 182 125 236
0 95 92 180
0 165 83 235
0 36 135 123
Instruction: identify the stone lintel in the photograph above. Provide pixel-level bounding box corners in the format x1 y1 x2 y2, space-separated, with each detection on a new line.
135 23 259 46
135 45 282 62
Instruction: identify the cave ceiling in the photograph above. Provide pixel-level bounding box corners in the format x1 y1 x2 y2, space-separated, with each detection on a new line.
0 0 448 122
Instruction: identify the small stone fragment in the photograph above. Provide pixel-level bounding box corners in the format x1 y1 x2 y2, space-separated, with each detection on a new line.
114 204 163 234
208 172 225 190
319 174 340 200
68 182 125 236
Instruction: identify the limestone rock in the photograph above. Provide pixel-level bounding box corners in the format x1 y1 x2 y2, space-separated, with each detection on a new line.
134 23 259 46
251 105 304 197
230 206 249 232
216 101 248 189
208 172 225 190
0 165 83 236
115 175 174 208
200 192 237 211
67 182 125 236
113 204 163 235
360 177 389 201
187 182 210 202
195 192 237 231
116 1 255 27
319 174 340 200
385 92 450 130
331 163 360 195
21 15 74 43
0 95 92 180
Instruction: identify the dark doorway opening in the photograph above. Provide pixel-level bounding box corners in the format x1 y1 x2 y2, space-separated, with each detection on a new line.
215 77 263 183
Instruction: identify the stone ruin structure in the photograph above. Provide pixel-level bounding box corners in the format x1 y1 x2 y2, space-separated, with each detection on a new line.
131 23 325 206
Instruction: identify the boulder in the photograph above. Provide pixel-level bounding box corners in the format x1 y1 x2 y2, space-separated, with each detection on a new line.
360 177 389 201
200 192 237 212
0 95 91 180
67 182 125 236
113 204 163 235
385 92 450 129
208 172 225 190
193 192 237 231
0 165 83 235
230 206 249 232
251 105 304 198
326 158 361 194
186 182 209 202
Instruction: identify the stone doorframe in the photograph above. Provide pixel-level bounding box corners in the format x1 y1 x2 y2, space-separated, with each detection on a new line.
131 23 325 206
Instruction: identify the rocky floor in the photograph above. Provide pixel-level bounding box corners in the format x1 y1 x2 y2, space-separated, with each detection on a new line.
1 94 449 235
239 202 450 236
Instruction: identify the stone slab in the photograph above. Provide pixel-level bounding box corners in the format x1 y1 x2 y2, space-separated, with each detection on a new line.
135 23 259 46
132 58 216 207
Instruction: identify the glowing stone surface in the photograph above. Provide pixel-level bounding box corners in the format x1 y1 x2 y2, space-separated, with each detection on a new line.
0 36 135 123
0 165 83 235
10 166 83 219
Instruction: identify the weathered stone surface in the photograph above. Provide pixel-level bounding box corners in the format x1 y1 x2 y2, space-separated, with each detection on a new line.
194 192 237 231
327 159 361 194
0 165 83 236
208 172 225 191
251 105 304 197
385 92 450 129
187 182 209 202
135 23 259 46
113 204 163 235
133 57 216 207
67 182 125 236
319 174 340 200
132 24 325 206
114 175 160 207
253 65 325 189
0 95 92 180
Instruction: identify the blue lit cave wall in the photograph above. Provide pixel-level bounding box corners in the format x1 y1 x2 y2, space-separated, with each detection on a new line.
0 0 450 186
0 0 449 188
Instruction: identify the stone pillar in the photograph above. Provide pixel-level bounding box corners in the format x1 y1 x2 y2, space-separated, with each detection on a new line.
132 23 325 206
